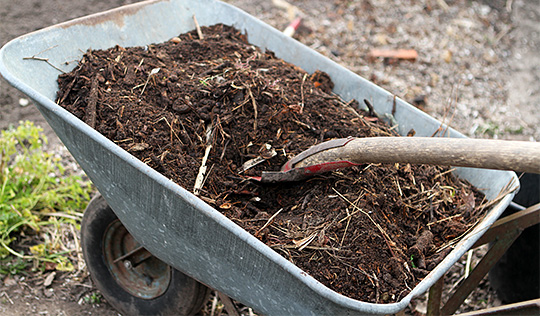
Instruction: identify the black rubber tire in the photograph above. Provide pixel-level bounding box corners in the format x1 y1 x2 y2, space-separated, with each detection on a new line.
81 194 210 315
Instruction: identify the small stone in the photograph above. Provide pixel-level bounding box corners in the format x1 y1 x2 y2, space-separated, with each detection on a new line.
44 288 54 298
4 276 16 286
442 50 452 63
18 98 29 107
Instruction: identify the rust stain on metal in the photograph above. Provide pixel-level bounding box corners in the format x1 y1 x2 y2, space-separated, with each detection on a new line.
58 0 168 29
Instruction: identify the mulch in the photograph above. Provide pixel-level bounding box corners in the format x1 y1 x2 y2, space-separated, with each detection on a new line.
56 24 487 303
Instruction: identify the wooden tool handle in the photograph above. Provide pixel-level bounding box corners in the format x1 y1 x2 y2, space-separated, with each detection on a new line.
295 137 540 174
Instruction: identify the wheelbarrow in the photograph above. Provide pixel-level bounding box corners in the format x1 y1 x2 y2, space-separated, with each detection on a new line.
0 0 520 315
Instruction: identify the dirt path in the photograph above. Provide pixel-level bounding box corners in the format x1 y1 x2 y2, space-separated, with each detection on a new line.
1 0 538 315
506 0 540 140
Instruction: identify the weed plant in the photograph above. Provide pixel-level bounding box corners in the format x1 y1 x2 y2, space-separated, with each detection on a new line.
0 121 92 274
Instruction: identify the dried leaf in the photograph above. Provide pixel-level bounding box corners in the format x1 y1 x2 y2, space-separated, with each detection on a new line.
44 271 56 287
293 232 317 251
220 202 232 209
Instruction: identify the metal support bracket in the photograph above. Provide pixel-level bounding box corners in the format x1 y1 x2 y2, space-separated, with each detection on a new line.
426 203 540 316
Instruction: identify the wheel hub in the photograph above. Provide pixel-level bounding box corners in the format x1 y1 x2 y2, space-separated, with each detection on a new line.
102 219 171 299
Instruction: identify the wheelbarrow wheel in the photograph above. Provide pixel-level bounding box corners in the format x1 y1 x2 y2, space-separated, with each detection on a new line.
81 194 210 315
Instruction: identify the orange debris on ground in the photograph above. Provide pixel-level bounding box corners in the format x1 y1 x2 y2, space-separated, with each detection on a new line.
368 48 418 61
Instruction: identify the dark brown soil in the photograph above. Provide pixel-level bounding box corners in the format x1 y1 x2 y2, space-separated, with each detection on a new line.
56 24 486 303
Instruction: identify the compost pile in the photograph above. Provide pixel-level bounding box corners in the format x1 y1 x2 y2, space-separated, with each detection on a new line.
56 24 487 303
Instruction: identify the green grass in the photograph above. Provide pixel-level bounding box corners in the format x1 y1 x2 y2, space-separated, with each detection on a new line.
84 291 103 304
478 121 525 137
0 121 92 274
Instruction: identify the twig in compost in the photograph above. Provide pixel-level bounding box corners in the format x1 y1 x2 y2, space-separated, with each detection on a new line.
431 180 517 251
203 163 215 187
293 232 318 251
433 167 456 180
395 176 403 196
332 188 397 257
329 252 377 286
193 126 213 196
340 208 352 247
300 73 307 113
193 15 204 40
140 68 160 96
374 272 380 303
24 56 64 73
255 208 283 237
86 76 99 129
194 144 212 195
23 45 66 73
427 213 462 226
474 178 518 215
58 77 77 104
220 139 230 161
215 115 231 141
178 119 194 146
247 86 258 131
435 218 481 254
134 58 144 74
167 118 183 144
292 119 315 131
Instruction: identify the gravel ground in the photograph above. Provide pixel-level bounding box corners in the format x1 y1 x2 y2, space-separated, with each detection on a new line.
1 0 538 315
225 0 539 142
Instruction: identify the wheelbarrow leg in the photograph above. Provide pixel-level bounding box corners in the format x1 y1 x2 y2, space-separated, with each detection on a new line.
456 298 540 316
426 203 540 316
441 233 521 315
217 292 241 316
426 276 444 316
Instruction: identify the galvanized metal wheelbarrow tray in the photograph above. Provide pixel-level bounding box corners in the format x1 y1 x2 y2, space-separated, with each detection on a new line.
0 0 518 314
